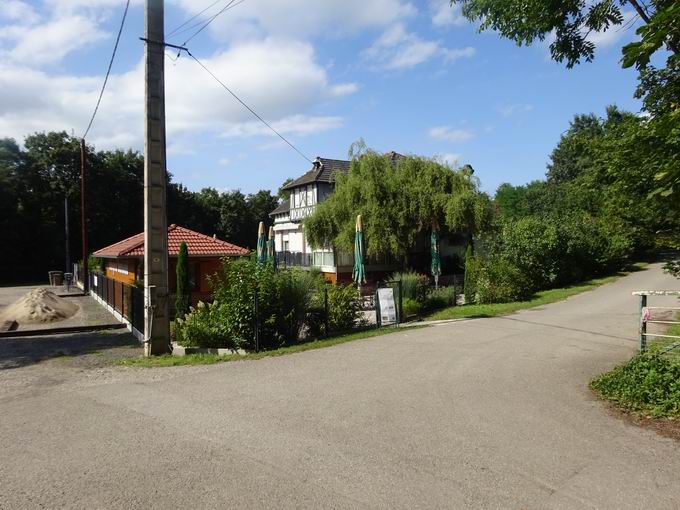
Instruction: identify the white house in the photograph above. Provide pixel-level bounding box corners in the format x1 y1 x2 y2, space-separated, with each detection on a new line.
270 157 352 282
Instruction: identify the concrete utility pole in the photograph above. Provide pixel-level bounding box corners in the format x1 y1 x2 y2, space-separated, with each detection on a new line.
143 0 170 355
80 139 89 293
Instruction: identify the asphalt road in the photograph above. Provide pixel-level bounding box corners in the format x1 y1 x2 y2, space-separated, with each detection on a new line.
1 264 680 509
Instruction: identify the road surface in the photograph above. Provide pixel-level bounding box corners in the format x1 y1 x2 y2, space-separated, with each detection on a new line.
1 264 679 509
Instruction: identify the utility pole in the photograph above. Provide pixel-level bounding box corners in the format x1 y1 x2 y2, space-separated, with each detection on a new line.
64 195 70 273
80 139 89 293
143 0 170 355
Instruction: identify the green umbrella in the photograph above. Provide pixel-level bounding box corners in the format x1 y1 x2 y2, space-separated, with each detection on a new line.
431 224 441 288
256 221 267 265
267 226 277 270
353 214 367 287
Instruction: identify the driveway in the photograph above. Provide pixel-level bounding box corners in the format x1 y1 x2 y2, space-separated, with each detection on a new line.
1 264 679 509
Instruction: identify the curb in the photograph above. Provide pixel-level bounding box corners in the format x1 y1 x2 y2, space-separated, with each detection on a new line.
0 323 126 338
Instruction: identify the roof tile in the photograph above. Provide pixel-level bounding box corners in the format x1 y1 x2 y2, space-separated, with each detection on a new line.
93 225 250 258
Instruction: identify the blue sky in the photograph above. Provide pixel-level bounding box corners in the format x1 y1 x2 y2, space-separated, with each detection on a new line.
0 0 643 196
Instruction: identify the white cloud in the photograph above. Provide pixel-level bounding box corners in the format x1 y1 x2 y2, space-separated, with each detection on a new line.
0 1 40 24
217 157 230 166
4 15 108 66
0 38 354 149
431 1 465 27
437 153 461 167
499 103 533 117
169 0 417 41
363 23 474 70
428 126 474 142
221 115 344 138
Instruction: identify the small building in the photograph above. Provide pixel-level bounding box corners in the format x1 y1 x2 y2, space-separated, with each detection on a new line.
92 224 249 304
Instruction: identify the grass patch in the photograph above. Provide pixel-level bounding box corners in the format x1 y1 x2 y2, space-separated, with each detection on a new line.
590 354 680 418
118 325 426 368
423 262 648 321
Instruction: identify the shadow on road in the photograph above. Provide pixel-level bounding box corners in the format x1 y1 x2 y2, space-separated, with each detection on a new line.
0 330 140 370
497 316 634 342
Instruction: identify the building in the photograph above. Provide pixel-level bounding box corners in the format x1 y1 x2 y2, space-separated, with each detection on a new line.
270 153 468 284
270 156 401 283
91 224 249 304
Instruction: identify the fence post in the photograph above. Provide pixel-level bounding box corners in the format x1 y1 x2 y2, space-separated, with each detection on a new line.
375 290 381 329
253 287 260 353
639 294 647 352
397 280 403 325
324 287 329 338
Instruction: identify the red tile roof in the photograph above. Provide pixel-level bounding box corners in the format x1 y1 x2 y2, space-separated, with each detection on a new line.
93 225 250 258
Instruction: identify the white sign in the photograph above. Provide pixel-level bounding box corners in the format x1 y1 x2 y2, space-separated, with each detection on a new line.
93 275 98 287
377 288 397 325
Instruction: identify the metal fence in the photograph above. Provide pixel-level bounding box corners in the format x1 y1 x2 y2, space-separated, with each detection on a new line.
634 290 680 356
89 272 145 334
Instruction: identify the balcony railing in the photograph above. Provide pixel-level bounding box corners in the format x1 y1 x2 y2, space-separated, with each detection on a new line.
289 205 316 221
277 251 313 268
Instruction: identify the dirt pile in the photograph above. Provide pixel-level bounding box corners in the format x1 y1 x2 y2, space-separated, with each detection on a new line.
0 288 79 324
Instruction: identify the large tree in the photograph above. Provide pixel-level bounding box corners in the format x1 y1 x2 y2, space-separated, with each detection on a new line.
304 152 491 263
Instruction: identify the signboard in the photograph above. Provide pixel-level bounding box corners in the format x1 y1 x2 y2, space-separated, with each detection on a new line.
377 288 397 325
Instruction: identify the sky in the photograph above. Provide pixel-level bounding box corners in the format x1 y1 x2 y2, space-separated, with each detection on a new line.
0 0 645 196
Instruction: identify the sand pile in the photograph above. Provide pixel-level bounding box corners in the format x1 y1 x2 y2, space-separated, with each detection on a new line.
0 288 79 324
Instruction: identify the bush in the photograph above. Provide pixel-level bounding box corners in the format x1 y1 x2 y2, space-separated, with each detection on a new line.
177 257 326 350
401 297 422 317
463 245 480 304
591 354 680 417
475 257 533 304
424 286 458 310
327 284 362 332
391 270 430 304
175 301 235 349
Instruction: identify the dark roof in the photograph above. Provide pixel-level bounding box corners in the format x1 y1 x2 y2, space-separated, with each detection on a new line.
269 199 290 217
93 224 249 258
281 157 350 190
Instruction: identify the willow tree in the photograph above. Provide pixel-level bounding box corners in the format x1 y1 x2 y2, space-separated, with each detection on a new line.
304 151 491 263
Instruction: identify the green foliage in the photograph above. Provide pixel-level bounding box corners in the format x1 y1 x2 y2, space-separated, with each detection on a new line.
174 301 234 349
304 152 491 262
0 131 279 283
451 0 627 68
390 270 430 304
175 242 190 318
591 354 680 417
325 284 362 332
177 258 328 350
87 255 104 274
424 286 458 310
401 298 422 317
475 257 532 304
463 245 479 304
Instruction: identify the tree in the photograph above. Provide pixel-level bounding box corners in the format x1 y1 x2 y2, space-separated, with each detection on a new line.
175 241 190 318
304 151 491 263
450 0 678 69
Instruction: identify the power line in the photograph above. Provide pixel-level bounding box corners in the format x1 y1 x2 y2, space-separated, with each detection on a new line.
180 0 246 46
186 49 313 164
166 0 226 38
82 0 131 140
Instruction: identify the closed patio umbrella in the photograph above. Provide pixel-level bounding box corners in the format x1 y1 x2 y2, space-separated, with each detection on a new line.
431 224 441 288
353 214 367 288
267 226 277 270
256 221 267 265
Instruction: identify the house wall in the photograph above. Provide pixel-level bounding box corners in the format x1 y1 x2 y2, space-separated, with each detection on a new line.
104 259 137 286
